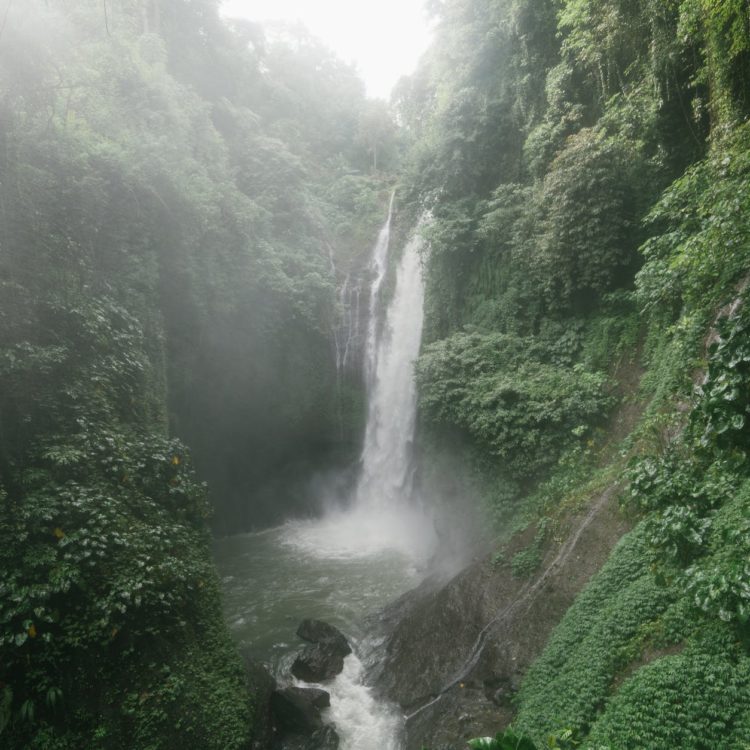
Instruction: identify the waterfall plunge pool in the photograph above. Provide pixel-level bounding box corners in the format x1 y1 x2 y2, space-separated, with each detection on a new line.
214 506 437 750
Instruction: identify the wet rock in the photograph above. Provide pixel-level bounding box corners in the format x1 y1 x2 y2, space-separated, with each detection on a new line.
297 619 352 657
291 643 346 682
270 687 326 734
291 619 352 681
240 655 277 749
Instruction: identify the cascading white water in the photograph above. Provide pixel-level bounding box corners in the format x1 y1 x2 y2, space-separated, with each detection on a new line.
331 198 392 439
315 654 403 750
356 227 425 510
284 215 435 559
268 205 435 750
364 191 395 387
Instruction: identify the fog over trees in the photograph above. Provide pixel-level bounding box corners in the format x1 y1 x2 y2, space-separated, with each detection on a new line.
2 1 750 749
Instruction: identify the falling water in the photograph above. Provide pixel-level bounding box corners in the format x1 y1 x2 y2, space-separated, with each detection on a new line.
364 190 395 387
331 195 394 440
336 274 364 374
285 215 435 558
217 206 434 750
356 227 425 510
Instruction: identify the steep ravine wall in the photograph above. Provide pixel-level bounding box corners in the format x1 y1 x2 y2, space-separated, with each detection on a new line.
371 282 750 750
370 483 630 750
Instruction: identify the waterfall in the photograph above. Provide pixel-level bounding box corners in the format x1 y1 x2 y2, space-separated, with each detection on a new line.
364 191 395 387
283 207 435 559
355 226 425 510
330 194 394 439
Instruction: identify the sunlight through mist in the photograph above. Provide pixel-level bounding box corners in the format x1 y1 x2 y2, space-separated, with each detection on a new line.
220 0 433 98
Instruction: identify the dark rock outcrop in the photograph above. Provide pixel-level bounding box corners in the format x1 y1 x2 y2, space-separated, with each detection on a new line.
297 619 352 656
291 619 352 682
291 643 346 682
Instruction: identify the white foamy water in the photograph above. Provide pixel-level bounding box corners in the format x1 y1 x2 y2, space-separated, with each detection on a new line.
355 226 428 514
280 503 434 561
282 212 435 563
321 655 403 750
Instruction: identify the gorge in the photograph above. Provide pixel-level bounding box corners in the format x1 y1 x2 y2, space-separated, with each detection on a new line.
3 1 750 750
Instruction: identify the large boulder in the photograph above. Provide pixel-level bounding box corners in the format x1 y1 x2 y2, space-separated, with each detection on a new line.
291 643 346 683
270 686 329 735
296 620 352 656
291 620 352 682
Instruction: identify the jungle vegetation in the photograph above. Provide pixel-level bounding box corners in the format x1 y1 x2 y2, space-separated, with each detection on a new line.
3 0 750 748
398 0 750 747
0 1 396 746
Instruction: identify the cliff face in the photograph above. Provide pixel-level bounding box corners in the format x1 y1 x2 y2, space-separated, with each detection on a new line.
372 484 629 749
385 2 750 747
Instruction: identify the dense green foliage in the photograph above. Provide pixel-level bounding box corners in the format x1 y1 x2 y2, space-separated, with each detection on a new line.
399 0 750 518
417 332 610 481
0 0 394 747
467 727 578 750
400 0 716 526
0 437 254 748
397 0 750 747
509 130 750 748
510 295 750 750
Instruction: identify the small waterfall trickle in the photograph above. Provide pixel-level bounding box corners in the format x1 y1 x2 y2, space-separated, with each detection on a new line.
336 274 365 374
364 191 395 388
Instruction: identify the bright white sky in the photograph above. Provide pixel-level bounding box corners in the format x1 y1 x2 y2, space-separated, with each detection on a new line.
220 0 433 100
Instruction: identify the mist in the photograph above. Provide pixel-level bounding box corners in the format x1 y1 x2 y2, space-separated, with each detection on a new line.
0 3 480 749
6 0 732 747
